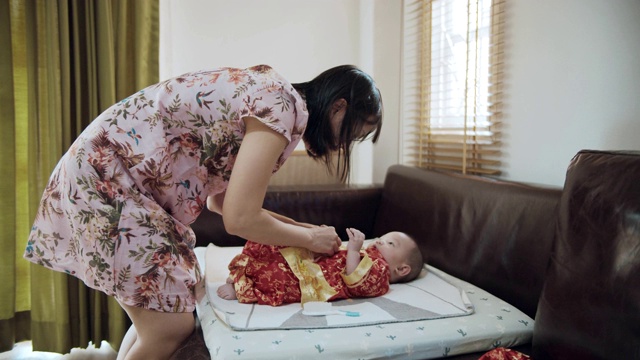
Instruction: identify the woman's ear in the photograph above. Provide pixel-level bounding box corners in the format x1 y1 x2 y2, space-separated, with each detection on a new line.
331 98 347 115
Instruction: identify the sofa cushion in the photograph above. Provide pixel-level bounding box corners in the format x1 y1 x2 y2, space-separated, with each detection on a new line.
372 165 562 318
533 150 640 359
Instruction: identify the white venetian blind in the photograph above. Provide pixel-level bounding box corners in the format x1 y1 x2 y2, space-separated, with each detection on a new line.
401 0 505 175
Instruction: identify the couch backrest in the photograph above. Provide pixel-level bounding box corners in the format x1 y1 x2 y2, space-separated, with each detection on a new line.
372 165 562 318
191 184 383 248
533 150 640 359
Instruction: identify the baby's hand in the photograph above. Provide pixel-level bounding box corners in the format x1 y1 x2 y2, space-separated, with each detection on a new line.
346 228 364 252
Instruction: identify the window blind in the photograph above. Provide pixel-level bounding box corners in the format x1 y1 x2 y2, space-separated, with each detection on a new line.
401 0 505 175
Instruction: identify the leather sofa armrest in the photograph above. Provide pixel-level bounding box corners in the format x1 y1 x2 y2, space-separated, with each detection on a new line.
191 184 383 247
533 150 640 359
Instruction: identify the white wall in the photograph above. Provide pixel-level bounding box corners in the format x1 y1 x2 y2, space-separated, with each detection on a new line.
160 0 361 81
159 0 375 184
371 0 403 184
503 0 640 186
161 0 640 188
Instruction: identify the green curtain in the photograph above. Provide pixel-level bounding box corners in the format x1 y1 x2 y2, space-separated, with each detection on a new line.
0 0 159 354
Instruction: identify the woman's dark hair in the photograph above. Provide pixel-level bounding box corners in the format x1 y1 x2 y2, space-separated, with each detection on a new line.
292 65 383 182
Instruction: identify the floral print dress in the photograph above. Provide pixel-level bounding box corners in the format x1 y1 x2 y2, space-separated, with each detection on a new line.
24 65 307 312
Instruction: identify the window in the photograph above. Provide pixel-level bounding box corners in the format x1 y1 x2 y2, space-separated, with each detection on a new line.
401 0 505 175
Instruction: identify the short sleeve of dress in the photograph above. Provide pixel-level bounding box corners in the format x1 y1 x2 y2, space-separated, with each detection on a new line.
239 69 308 171
241 87 297 142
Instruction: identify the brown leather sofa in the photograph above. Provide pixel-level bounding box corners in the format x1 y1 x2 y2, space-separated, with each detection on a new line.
188 149 640 360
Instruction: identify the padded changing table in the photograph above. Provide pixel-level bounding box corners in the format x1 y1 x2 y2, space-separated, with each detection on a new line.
194 245 533 359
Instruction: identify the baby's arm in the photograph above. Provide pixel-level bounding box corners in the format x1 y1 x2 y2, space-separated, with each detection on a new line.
345 228 365 275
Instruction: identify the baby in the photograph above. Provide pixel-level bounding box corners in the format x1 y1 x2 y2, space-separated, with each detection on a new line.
217 228 424 306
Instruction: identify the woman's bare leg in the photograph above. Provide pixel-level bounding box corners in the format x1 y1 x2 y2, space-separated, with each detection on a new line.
116 324 137 360
117 302 195 360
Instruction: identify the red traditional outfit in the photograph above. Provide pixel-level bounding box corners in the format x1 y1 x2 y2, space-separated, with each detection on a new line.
228 241 391 306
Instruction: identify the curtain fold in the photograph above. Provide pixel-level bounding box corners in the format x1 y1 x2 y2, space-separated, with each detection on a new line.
0 0 159 353
0 0 21 352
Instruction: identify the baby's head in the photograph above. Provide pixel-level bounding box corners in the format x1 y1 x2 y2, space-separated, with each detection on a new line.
371 232 424 283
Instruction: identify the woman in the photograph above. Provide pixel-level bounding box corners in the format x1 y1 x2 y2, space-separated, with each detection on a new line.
24 64 382 359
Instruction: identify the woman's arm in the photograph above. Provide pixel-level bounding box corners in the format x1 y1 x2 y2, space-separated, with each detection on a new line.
220 117 341 255
264 209 318 229
207 193 224 214
208 194 318 229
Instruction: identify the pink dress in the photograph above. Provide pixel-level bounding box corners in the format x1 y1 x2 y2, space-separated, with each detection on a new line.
24 65 307 312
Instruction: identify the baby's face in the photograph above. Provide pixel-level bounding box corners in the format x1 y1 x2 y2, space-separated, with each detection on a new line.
371 232 413 269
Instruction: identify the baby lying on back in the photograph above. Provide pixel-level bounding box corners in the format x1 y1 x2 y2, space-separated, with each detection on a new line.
217 228 424 306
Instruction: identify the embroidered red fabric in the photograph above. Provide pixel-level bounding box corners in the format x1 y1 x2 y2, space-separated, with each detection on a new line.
478 347 531 360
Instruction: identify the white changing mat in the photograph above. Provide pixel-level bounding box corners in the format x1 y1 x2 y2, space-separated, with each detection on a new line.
205 243 473 330
194 245 534 359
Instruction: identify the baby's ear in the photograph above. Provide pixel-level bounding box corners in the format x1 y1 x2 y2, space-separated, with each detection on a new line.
395 264 411 278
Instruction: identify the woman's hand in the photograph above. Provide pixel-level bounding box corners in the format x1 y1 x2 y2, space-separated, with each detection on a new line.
308 226 342 255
